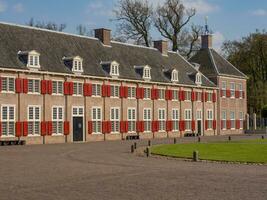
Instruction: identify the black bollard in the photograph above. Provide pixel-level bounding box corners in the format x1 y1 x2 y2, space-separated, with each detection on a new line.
134 142 137 149
198 137 201 143
146 147 150 157
193 150 199 162
174 138 177 144
228 136 231 141
148 140 151 146
262 135 264 140
131 145 134 153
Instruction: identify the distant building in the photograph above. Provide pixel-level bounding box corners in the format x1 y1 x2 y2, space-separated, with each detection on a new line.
0 22 246 144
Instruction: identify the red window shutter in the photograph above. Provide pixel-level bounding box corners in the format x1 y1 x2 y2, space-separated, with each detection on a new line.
41 121 47 136
23 121 28 136
151 88 155 100
47 121 53 136
119 86 124 98
15 78 22 93
220 89 223 97
192 120 195 131
155 88 159 100
213 120 216 130
64 82 69 95
242 91 245 98
23 79 28 93
102 121 106 134
235 90 239 98
179 120 185 131
191 91 195 101
236 120 240 129
141 121 144 132
124 86 128 98
205 120 208 130
221 120 223 130
152 121 156 132
136 121 140 132
205 92 208 102
227 120 231 129
107 121 111 133
88 83 92 96
169 90 173 100
102 84 106 97
212 92 216 102
41 80 47 94
166 120 173 131
106 85 111 97
165 90 169 100
69 82 74 95
136 87 139 99
15 122 22 137
64 121 70 135
140 88 144 99
88 121 93 134
226 90 231 97
0 77 2 92
83 83 88 96
124 121 129 133
120 121 125 133
47 80 52 95
0 122 2 137
201 92 205 102
179 90 183 101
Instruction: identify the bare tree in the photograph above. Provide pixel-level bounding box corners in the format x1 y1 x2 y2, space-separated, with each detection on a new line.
26 18 66 32
113 0 153 47
76 24 94 36
154 0 196 52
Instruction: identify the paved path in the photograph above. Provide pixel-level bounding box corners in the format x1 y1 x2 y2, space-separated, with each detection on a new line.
0 135 266 200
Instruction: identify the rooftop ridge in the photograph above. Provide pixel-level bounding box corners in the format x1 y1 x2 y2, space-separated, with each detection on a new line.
111 40 158 51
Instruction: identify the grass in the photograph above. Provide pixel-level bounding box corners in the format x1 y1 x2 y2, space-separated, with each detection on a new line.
151 139 267 163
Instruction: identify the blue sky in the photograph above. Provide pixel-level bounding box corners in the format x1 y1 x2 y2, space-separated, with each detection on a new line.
0 0 266 50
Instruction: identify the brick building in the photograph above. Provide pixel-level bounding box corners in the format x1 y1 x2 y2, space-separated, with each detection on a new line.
0 22 247 144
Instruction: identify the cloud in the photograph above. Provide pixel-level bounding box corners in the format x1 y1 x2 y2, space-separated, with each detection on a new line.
251 9 267 16
212 31 225 52
86 1 113 17
13 3 24 13
0 1 7 13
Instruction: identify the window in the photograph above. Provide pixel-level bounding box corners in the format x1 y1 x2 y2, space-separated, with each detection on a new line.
92 84 102 96
144 88 151 99
230 111 235 129
127 87 136 98
73 106 84 117
28 79 40 94
52 81 63 95
110 63 119 76
195 73 202 85
28 106 40 135
221 111 226 130
239 112 243 129
92 107 102 134
110 108 120 133
1 77 15 93
221 81 226 97
207 92 213 102
230 82 235 98
238 84 243 99
73 82 83 96
111 85 119 98
172 109 179 131
1 105 15 136
196 91 202 101
184 91 192 101
73 58 83 73
196 110 202 120
52 107 63 135
158 89 165 100
158 109 166 131
207 110 213 129
27 52 40 68
171 70 178 82
128 108 136 132
143 66 151 80
143 108 151 132
184 109 192 131
172 90 178 101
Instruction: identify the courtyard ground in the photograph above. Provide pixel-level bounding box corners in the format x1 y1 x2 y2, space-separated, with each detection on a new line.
0 135 266 200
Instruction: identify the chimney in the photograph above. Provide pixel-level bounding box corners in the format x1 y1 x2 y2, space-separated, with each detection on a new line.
201 34 212 49
154 40 168 56
95 28 111 46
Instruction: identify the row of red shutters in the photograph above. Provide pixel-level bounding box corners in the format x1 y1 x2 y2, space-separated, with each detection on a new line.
220 89 245 99
0 121 70 137
5 78 217 102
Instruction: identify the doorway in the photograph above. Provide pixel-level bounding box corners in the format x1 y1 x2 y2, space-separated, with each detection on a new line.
72 106 84 142
197 120 202 136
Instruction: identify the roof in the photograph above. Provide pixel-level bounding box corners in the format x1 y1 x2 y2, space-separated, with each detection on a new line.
189 48 247 82
0 22 215 87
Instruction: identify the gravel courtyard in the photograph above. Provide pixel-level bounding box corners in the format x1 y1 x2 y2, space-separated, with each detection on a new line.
0 135 266 200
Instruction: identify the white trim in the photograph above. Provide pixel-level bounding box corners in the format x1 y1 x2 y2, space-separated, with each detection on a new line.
0 76 15 94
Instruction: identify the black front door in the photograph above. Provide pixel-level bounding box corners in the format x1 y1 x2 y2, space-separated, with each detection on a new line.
73 117 83 142
197 120 202 136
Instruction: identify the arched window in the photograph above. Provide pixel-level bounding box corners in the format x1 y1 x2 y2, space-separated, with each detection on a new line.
143 66 151 80
195 73 202 85
110 61 120 76
72 56 83 73
171 70 179 82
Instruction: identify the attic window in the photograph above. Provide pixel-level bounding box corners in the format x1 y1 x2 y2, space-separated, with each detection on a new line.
72 57 83 73
143 66 151 80
110 61 119 76
26 51 40 68
195 73 202 85
171 70 179 82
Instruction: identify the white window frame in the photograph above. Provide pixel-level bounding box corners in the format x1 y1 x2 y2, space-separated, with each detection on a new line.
27 51 40 68
143 108 152 132
52 106 64 135
158 88 165 100
238 83 243 99
72 57 83 73
196 110 202 120
221 81 226 98
207 109 213 130
110 61 120 77
1 76 15 93
92 107 102 134
92 83 102 97
143 87 151 100
110 85 120 98
72 106 84 117
230 82 235 98
73 82 83 96
52 80 63 95
230 111 235 129
207 92 213 102
158 108 166 132
172 109 179 131
171 70 179 82
27 105 41 136
127 86 136 99
221 110 227 130
184 90 192 102
127 108 136 133
184 109 192 131
195 73 202 85
1 105 15 137
28 78 41 94
143 66 151 80
172 90 178 101
110 107 120 133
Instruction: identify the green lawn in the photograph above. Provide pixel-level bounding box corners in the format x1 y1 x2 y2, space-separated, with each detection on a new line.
151 139 267 163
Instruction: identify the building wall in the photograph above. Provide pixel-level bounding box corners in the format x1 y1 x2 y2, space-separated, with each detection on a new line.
0 70 228 145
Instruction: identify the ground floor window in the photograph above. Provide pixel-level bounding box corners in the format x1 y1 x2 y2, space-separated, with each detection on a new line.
172 109 179 131
184 109 192 131
221 110 226 130
1 105 15 136
207 110 213 129
28 106 40 135
239 112 243 129
92 107 102 133
128 108 136 132
158 109 166 131
143 108 151 132
52 106 63 134
110 107 120 133
230 111 235 129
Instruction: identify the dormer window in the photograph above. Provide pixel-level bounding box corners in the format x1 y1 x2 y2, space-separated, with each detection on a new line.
18 50 40 69
110 61 119 76
143 66 151 80
171 70 179 82
195 73 202 85
72 57 83 73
